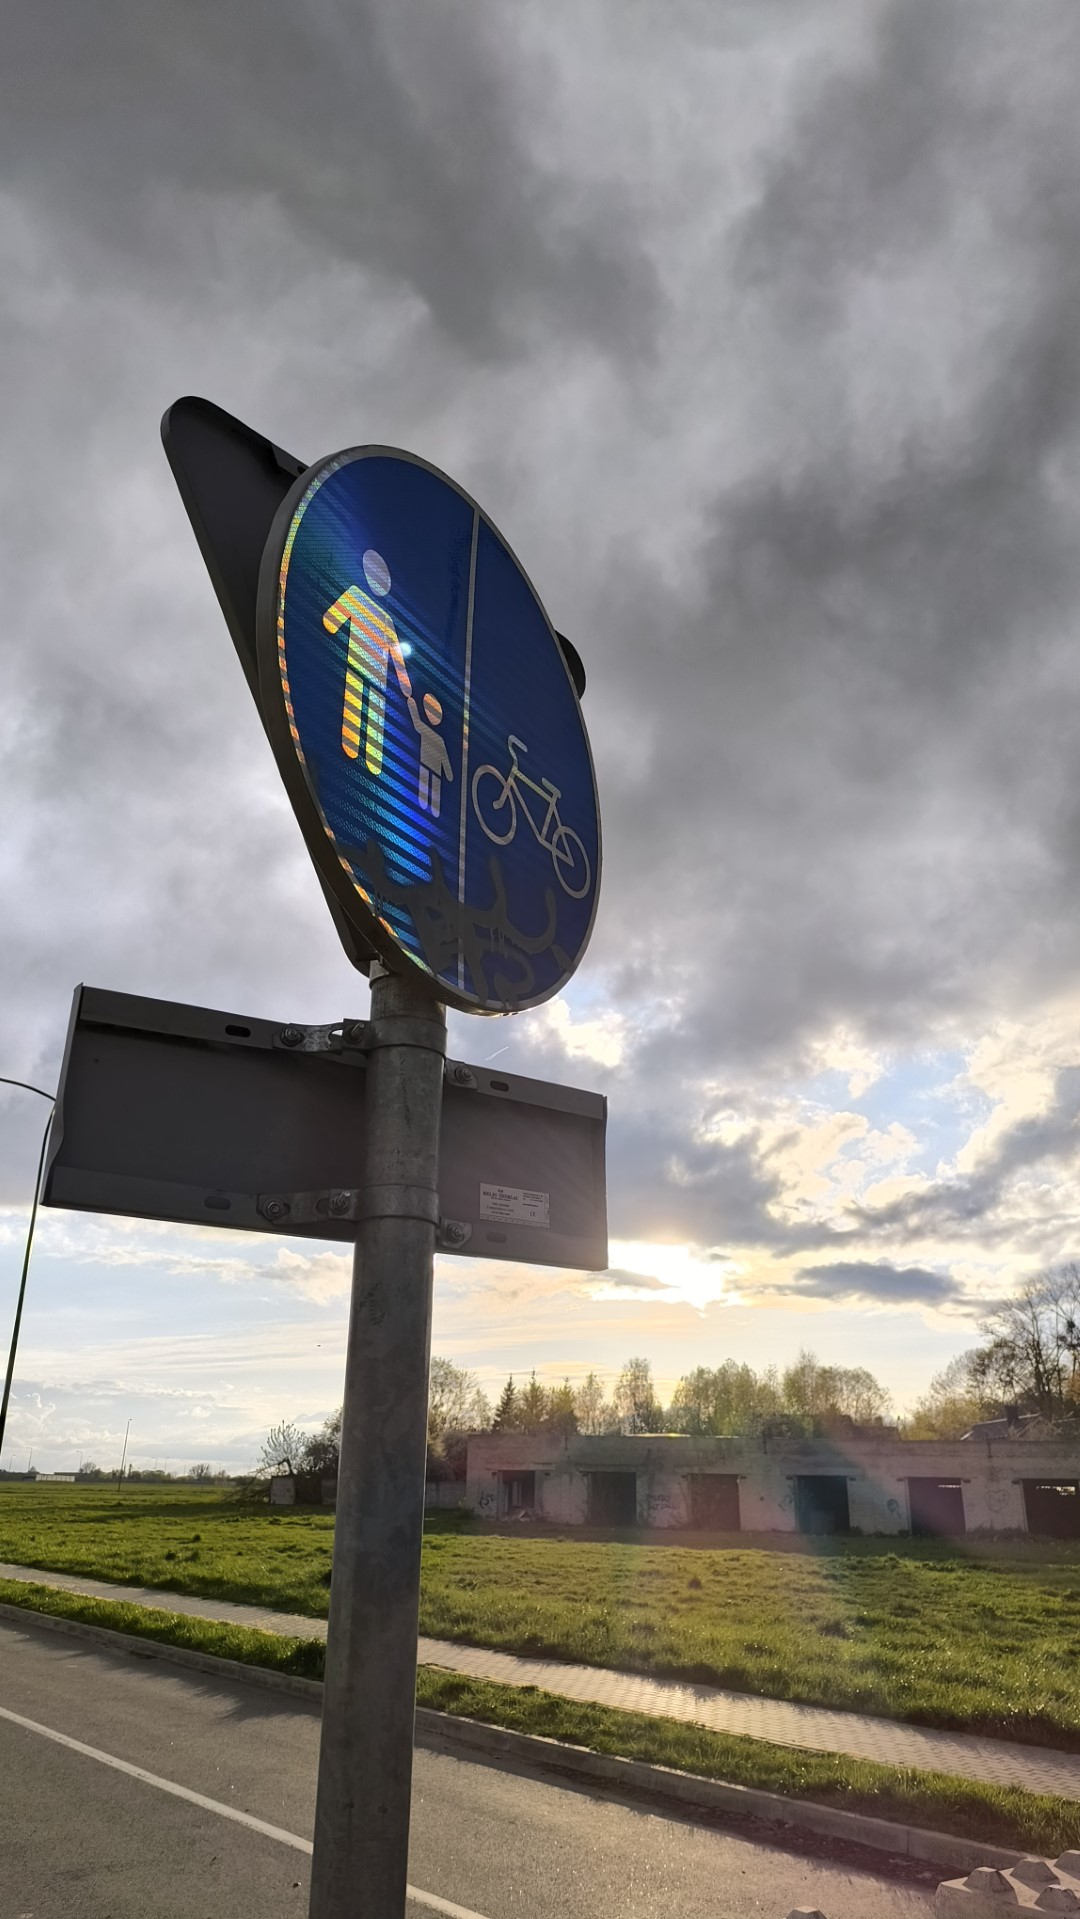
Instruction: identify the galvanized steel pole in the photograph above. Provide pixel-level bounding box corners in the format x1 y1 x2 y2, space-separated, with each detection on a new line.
308 963 446 1919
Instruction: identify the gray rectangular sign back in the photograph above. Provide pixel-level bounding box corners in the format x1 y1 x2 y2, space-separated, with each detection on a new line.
44 988 607 1271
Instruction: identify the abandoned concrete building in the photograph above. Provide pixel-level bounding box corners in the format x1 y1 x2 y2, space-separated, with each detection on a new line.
465 1431 1080 1536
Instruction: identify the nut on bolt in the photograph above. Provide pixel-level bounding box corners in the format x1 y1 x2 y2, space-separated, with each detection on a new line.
450 1064 474 1086
328 1190 352 1218
279 1026 304 1048
262 1197 290 1224
441 1220 469 1246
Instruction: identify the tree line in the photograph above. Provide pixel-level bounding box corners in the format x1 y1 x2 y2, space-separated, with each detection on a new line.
259 1348 896 1485
258 1263 1080 1479
483 1349 892 1444
61 1462 230 1483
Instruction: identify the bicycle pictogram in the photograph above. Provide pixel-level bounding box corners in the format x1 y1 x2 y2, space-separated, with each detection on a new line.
472 736 591 899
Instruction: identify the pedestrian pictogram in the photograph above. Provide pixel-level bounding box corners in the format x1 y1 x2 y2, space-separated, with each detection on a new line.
407 691 453 818
258 447 601 1014
323 549 413 776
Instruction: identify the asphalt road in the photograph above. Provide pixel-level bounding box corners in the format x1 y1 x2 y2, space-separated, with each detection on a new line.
0 1615 935 1919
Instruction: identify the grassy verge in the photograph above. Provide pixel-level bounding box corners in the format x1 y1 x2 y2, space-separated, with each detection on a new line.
0 1577 326 1677
2 1577 1079 1858
4 1485 1080 1750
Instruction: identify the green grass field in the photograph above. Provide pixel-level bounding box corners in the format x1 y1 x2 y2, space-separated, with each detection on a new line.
3 1484 1080 1748
2 1577 1077 1856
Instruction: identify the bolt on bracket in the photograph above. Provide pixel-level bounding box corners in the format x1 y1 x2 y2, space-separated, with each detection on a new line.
273 1020 371 1055
444 1059 477 1090
257 1188 361 1227
437 1217 473 1250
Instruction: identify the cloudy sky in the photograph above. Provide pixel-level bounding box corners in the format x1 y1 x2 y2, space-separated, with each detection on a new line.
4 1 1080 1472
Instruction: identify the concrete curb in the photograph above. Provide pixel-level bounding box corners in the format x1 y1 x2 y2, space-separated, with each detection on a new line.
0 1598 325 1702
0 1599 1037 1877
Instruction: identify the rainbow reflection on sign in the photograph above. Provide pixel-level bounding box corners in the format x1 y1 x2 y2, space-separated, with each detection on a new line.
259 447 600 1015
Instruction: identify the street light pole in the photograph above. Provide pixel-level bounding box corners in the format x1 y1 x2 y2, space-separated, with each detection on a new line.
117 1418 131 1492
307 964 446 1919
0 1080 55 1463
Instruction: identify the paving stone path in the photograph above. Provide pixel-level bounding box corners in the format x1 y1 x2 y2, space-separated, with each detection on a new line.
2 1558 1079 1802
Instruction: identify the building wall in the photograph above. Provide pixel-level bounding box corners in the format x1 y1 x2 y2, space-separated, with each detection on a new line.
425 1480 467 1510
465 1432 1080 1534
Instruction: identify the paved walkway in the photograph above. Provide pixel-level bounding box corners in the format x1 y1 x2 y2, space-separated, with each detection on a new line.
2 1559 1079 1802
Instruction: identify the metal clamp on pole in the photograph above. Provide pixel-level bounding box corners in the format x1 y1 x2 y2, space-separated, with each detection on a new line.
352 1183 441 1226
364 1014 448 1055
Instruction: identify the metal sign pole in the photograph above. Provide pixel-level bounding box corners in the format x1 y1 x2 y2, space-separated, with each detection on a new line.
308 963 446 1919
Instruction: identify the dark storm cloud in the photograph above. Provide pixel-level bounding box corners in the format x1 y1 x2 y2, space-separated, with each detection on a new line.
5 0 1080 1292
787 1260 959 1305
606 1104 786 1248
1 3 660 362
0 1 660 1170
575 0 1080 1083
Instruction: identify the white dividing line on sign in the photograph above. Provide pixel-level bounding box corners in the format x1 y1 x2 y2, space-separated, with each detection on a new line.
0 1701 489 1919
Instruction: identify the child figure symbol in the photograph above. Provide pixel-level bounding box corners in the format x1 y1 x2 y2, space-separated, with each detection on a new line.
407 691 453 819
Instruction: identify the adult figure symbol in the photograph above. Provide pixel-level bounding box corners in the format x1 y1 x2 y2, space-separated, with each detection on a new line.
323 547 412 777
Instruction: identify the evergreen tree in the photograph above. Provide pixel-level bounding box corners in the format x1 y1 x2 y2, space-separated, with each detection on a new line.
518 1371 550 1433
491 1376 521 1431
547 1380 578 1436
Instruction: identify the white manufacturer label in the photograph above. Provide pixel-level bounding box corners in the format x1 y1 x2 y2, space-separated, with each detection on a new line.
479 1184 550 1228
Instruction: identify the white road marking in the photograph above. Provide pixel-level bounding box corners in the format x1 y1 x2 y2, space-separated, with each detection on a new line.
0 1701 489 1919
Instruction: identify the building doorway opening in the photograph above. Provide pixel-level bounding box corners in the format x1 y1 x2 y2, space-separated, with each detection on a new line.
794 1475 850 1535
499 1470 536 1518
907 1478 966 1537
1023 1480 1080 1539
688 1474 741 1531
586 1471 637 1527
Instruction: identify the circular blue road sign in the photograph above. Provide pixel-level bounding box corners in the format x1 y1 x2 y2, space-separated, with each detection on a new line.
257 448 601 1015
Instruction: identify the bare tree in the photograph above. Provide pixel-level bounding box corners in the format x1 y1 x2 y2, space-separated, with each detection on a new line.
258 1420 307 1477
301 1408 342 1475
612 1356 664 1434
427 1358 492 1480
428 1357 491 1442
572 1372 609 1434
973 1265 1080 1425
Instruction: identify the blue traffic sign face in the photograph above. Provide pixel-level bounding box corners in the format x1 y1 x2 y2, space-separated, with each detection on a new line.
257 449 601 1014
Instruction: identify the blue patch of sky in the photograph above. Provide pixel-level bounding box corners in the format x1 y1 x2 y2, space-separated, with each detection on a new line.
795 1052 995 1178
